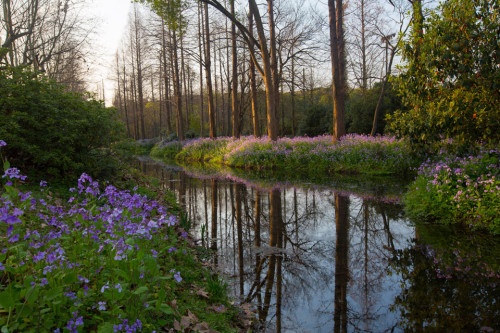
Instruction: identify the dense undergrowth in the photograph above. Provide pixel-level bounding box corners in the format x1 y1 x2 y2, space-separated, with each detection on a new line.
0 141 246 332
152 134 419 176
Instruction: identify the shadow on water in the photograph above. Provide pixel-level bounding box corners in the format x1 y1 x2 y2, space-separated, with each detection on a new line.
135 157 500 333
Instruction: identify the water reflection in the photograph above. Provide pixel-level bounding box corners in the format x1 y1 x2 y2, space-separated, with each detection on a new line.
136 158 499 332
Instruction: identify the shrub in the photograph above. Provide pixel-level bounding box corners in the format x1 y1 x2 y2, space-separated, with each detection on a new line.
388 0 500 149
404 149 500 233
0 66 124 179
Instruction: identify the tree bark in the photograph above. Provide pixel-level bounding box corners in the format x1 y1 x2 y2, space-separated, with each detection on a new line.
204 3 217 138
231 0 239 138
170 29 185 140
329 0 346 140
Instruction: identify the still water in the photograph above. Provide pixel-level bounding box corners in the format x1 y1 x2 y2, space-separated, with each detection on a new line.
137 158 499 333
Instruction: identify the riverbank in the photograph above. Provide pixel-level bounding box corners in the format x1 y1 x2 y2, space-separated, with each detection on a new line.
152 134 419 176
149 135 499 234
0 142 251 332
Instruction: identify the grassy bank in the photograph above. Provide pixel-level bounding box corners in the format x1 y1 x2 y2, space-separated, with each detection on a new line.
404 149 499 234
0 143 248 332
152 134 419 176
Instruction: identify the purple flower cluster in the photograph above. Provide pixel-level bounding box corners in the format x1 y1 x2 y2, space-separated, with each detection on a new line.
174 134 414 174
408 149 499 231
1 158 182 331
113 319 142 333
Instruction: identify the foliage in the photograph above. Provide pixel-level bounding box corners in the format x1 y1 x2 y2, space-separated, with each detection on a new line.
388 0 500 148
0 66 124 179
113 139 159 157
136 0 188 33
173 134 419 175
0 157 239 332
404 149 500 233
297 104 332 137
346 81 402 135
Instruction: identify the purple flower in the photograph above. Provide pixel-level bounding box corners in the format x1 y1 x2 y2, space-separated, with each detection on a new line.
2 168 27 180
115 283 122 293
40 180 48 187
0 140 6 147
33 251 46 263
151 249 158 258
8 234 19 243
0 262 5 271
40 278 48 286
98 301 106 311
101 282 110 293
168 247 177 253
173 271 182 283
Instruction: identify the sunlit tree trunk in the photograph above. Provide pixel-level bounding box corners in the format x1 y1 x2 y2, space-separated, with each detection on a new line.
204 3 217 138
170 28 185 140
329 0 346 140
230 0 239 138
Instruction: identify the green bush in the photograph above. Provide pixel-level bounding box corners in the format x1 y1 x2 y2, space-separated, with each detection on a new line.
0 66 124 179
388 0 500 149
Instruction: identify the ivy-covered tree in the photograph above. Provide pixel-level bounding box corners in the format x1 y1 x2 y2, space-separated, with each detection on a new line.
387 0 500 149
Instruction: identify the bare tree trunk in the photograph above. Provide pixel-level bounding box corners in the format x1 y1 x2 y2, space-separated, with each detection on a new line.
180 34 190 132
133 6 146 139
248 8 260 138
198 3 205 137
203 3 216 138
230 0 239 138
329 0 346 140
371 42 396 135
249 0 279 140
161 19 172 136
361 0 367 92
291 55 296 136
170 29 185 140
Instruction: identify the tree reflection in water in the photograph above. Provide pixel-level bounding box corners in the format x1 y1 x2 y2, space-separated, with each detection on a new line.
136 159 499 333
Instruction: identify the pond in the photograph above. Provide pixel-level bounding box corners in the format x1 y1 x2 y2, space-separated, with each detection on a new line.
136 158 500 333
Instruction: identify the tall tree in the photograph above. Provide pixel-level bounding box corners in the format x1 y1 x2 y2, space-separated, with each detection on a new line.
230 0 239 138
328 0 346 140
203 3 216 138
132 5 146 139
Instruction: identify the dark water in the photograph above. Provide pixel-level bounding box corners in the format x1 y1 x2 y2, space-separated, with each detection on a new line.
137 158 500 333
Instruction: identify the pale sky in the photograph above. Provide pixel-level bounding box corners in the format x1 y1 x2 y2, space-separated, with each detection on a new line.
86 0 133 105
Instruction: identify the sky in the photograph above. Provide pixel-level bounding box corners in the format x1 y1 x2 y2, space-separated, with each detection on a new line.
86 0 133 105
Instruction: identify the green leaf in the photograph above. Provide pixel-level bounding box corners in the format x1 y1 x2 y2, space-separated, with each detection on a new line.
63 271 77 284
3 160 10 172
133 286 148 295
159 303 174 315
113 268 130 282
97 322 115 333
0 291 14 309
